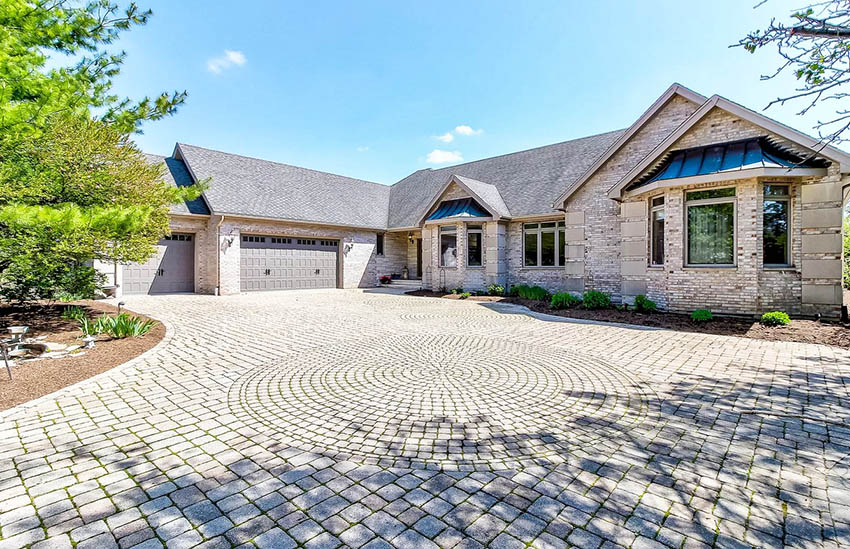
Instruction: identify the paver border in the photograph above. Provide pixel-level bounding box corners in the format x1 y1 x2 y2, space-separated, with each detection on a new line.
0 311 176 421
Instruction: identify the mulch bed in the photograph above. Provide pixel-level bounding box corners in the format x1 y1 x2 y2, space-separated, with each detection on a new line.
406 290 850 349
0 300 164 411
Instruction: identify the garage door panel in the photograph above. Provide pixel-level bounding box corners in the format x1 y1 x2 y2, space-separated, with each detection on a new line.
240 235 338 291
124 234 194 295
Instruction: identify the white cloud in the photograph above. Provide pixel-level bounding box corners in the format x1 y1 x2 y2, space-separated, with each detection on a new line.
454 125 483 136
356 146 370 152
207 50 247 73
436 132 454 143
426 149 463 164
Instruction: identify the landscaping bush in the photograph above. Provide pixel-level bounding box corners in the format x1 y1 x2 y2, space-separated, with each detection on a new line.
508 284 526 297
550 292 581 309
90 313 156 338
78 316 99 337
634 295 657 313
459 292 471 299
582 290 611 309
760 311 791 327
379 275 391 285
450 287 464 295
62 305 87 321
514 285 550 301
691 309 713 322
487 284 505 296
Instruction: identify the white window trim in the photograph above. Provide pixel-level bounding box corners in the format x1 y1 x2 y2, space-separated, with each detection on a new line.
522 221 566 268
466 225 484 268
649 196 664 267
762 184 792 268
684 187 737 268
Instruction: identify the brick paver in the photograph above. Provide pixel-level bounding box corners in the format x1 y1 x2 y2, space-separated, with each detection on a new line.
1 289 849 548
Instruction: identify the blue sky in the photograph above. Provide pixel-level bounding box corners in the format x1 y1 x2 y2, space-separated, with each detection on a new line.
110 0 819 185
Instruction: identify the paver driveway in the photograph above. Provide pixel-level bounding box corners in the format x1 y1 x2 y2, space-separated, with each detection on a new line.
2 290 850 549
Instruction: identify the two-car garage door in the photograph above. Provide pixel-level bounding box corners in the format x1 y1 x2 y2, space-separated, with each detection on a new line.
240 235 339 291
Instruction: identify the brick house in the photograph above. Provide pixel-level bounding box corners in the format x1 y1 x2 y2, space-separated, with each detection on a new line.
115 84 850 318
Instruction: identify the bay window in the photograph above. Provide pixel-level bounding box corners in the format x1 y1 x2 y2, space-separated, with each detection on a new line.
439 225 457 267
467 225 483 267
523 221 566 267
685 187 736 266
650 196 665 266
763 184 790 266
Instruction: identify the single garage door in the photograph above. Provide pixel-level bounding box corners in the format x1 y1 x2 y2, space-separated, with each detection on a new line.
240 235 338 291
123 233 195 294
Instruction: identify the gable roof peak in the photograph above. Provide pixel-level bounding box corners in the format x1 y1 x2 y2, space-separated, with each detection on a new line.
552 82 708 206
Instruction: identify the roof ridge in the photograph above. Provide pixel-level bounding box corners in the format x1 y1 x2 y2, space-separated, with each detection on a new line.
389 128 627 187
177 143 389 188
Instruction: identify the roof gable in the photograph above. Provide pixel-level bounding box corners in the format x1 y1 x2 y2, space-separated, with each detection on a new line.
388 129 624 228
607 95 850 199
145 153 211 216
415 175 508 226
552 83 707 207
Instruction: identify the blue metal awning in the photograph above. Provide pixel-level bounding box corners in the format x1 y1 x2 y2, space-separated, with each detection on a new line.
426 198 489 221
630 136 829 189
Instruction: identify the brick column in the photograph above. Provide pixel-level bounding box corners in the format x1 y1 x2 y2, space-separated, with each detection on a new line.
218 220 241 295
800 176 844 317
421 226 434 290
485 221 507 287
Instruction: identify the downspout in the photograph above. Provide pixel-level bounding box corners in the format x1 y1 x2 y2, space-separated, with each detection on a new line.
216 215 225 296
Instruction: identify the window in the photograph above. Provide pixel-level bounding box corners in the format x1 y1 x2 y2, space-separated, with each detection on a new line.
440 226 457 267
685 187 736 266
467 225 482 267
650 196 665 266
763 184 790 265
376 234 384 256
523 221 566 267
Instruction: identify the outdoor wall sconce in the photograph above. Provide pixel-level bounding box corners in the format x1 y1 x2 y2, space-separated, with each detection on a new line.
344 243 353 256
408 232 414 244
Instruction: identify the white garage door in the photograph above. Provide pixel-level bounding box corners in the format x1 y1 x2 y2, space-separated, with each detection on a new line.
240 235 338 291
123 234 195 294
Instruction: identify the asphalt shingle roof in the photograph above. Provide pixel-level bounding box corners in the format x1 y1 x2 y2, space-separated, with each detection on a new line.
177 144 391 229
163 129 626 230
386 129 626 228
145 154 210 215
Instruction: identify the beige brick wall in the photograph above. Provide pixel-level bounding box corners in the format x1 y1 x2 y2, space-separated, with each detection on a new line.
423 221 488 291
376 232 407 278
505 220 567 292
564 95 701 299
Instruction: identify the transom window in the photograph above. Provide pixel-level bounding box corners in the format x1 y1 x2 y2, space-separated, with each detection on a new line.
440 225 457 267
650 196 664 266
164 234 192 241
763 184 790 266
467 225 483 267
523 221 566 267
242 235 265 243
270 237 291 244
685 187 736 266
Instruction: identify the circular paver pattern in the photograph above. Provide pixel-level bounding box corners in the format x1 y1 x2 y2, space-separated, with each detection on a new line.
229 333 651 469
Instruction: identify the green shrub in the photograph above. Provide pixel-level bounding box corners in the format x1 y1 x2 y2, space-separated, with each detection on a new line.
487 284 505 296
760 311 790 327
450 287 464 295
62 305 87 321
691 309 713 322
459 292 471 299
514 285 549 301
94 312 156 338
633 295 657 313
78 316 99 337
508 284 526 297
582 290 611 309
550 292 581 309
